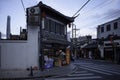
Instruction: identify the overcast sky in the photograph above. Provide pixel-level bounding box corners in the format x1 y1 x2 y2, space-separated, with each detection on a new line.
0 0 120 38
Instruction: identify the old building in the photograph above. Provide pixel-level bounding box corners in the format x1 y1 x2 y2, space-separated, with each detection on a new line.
0 1 74 70
83 39 100 59
72 35 93 59
36 2 74 58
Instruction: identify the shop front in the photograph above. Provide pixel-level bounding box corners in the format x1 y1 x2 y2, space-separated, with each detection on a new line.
42 39 70 69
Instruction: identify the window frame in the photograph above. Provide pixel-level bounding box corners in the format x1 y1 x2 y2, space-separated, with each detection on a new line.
114 22 118 30
101 27 104 33
106 24 111 31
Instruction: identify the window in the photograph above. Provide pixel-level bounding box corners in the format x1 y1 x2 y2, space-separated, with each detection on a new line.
58 24 61 34
45 18 65 35
59 24 62 35
114 22 118 29
44 18 49 31
101 27 104 33
106 24 111 31
56 23 60 34
58 24 65 35
52 21 56 33
49 20 51 32
50 20 55 32
55 22 57 33
60 25 65 35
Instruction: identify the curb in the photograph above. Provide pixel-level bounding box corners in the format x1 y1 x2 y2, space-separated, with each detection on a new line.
0 64 76 80
0 75 56 80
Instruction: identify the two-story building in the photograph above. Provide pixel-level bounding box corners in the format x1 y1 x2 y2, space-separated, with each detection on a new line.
97 18 120 63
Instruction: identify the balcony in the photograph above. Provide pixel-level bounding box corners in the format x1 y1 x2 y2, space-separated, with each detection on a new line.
42 30 67 44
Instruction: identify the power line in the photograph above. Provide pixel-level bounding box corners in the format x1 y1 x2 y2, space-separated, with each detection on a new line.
77 0 119 29
21 0 26 13
102 10 120 20
80 10 120 30
72 0 91 17
80 0 114 17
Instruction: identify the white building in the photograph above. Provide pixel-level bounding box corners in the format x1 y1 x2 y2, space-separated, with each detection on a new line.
97 18 120 62
97 18 120 39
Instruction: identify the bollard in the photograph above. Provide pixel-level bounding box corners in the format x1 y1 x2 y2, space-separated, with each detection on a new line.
29 66 33 76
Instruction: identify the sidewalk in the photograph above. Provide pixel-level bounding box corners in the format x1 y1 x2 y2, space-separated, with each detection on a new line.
0 63 75 79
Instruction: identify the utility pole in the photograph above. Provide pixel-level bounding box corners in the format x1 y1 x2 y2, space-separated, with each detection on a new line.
71 23 79 59
71 0 90 59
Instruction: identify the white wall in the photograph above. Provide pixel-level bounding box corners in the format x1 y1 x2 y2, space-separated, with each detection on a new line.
98 45 104 58
0 26 39 70
67 32 71 42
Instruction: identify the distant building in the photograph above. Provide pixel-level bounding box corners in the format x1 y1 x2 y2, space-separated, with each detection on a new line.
83 39 99 59
6 15 11 39
71 35 93 59
10 28 27 40
97 18 120 63
77 35 92 45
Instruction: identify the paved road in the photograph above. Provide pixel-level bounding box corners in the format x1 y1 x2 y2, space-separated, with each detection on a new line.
45 59 120 80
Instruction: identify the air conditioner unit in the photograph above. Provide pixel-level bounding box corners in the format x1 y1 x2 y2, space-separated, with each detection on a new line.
28 7 40 15
28 15 39 25
27 7 40 26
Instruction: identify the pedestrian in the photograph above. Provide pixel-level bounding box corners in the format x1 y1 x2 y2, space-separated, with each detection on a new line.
59 50 66 65
71 53 75 61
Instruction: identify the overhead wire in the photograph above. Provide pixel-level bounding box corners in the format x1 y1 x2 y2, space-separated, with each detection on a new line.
101 10 120 20
72 0 91 17
73 0 118 37
80 0 114 17
78 0 119 29
21 0 26 13
81 10 120 29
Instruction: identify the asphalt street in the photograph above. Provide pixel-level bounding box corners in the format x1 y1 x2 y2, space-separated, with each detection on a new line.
45 59 120 80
